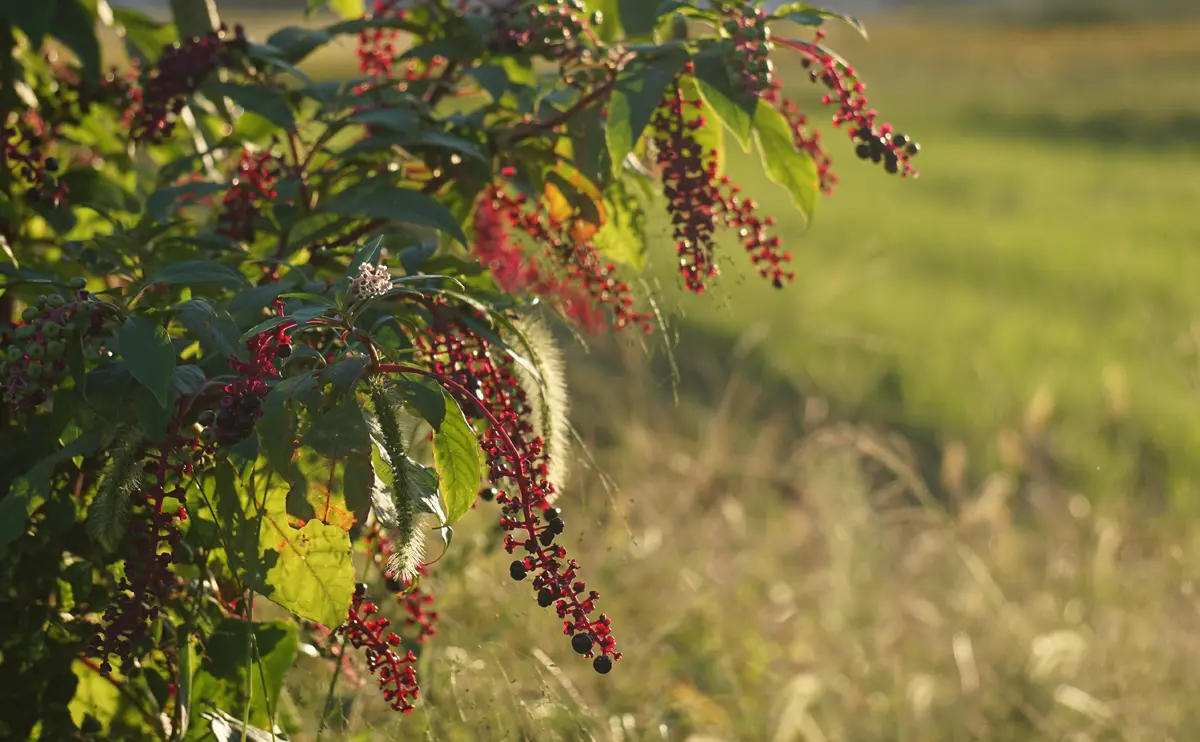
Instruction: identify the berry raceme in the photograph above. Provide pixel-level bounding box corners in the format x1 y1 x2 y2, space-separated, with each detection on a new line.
721 7 774 97
342 584 421 713
0 282 105 411
216 149 281 243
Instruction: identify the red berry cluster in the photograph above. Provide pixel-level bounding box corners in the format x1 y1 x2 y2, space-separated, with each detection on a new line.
366 525 439 644
216 149 281 243
133 25 247 143
486 174 652 332
780 30 920 177
3 122 68 208
89 439 193 675
341 584 420 713
414 309 619 673
721 8 773 96
1 280 100 410
198 305 293 448
651 76 792 293
472 193 608 334
357 1 408 79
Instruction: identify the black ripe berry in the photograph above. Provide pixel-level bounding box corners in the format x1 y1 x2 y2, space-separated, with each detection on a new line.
884 155 899 174
539 530 556 547
544 507 559 520
386 575 404 592
480 487 497 502
45 156 59 172
509 561 527 581
593 655 613 674
548 517 565 535
276 343 292 358
355 582 369 598
906 141 920 156
537 588 554 607
892 133 908 147
855 143 871 160
571 633 593 655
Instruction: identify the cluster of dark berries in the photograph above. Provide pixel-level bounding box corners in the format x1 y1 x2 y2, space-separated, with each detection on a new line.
493 0 600 60
198 306 292 448
783 29 920 178
90 438 193 675
134 25 247 142
721 8 773 96
216 149 281 243
4 123 68 208
852 125 920 175
341 583 421 713
1 279 101 410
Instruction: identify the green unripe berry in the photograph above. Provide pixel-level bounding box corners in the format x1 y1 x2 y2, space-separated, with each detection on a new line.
35 296 48 309
26 344 45 360
26 363 42 380
5 346 20 363
46 295 65 308
42 322 61 339
21 307 39 322
45 341 64 359
14 325 33 340
723 19 739 35
68 277 87 290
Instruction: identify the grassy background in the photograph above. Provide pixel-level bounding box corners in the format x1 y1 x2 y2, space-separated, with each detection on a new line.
112 11 1200 739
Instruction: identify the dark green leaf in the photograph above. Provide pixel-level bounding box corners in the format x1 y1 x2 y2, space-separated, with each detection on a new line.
0 0 60 48
111 9 177 66
176 300 241 358
619 0 658 38
146 182 224 224
321 181 467 245
170 365 207 398
192 619 298 733
209 81 297 131
51 0 101 81
692 45 757 152
119 316 176 407
398 377 446 430
148 260 249 290
753 104 819 224
605 46 689 176
432 392 482 524
58 168 139 214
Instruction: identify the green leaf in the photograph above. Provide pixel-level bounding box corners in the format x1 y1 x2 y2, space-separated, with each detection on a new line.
619 0 658 38
321 181 467 245
209 81 297 131
432 392 482 525
170 365 206 398
119 316 176 407
753 104 819 224
769 2 868 39
175 629 198 740
146 182 224 224
176 300 241 358
258 519 355 628
148 260 249 289
51 0 102 81
605 46 689 176
168 0 218 38
592 177 648 270
111 9 177 66
692 45 757 152
397 377 445 430
191 619 298 733
328 0 364 19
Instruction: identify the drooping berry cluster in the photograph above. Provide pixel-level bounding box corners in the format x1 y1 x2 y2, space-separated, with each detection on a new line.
651 76 792 292
721 7 773 96
779 30 920 177
341 584 421 713
471 194 607 333
198 304 293 448
1 279 100 410
413 308 619 672
133 25 247 143
89 438 192 675
3 122 68 208
366 524 439 644
486 174 652 332
216 149 280 243
490 0 599 61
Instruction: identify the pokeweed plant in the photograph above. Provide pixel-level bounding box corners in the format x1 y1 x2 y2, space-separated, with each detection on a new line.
0 0 920 738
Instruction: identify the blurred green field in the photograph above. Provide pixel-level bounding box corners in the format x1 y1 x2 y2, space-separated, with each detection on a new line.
93 13 1200 740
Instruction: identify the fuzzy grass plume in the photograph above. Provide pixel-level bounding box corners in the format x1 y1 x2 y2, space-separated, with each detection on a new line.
86 427 144 551
504 315 571 503
367 380 427 582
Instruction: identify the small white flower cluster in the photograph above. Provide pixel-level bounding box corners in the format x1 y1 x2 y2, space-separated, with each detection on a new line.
350 262 393 301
